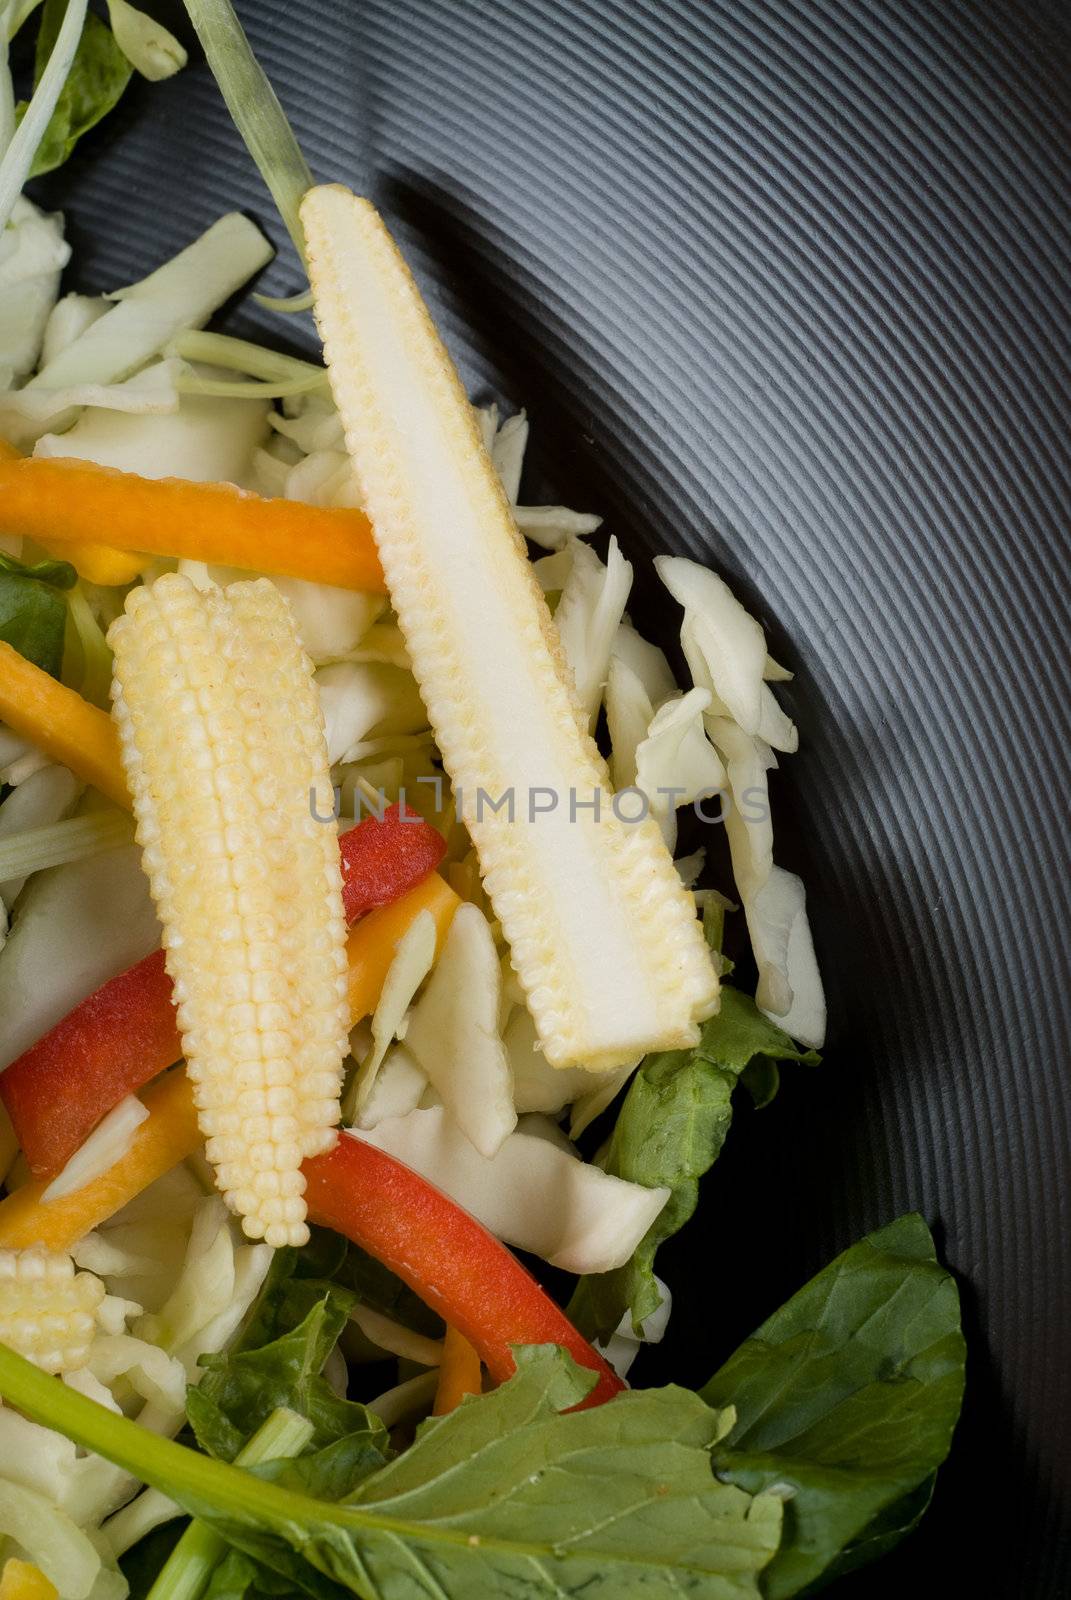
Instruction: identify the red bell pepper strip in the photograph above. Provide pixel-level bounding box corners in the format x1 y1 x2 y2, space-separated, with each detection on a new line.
1 806 445 1179
338 802 445 924
304 1130 625 1409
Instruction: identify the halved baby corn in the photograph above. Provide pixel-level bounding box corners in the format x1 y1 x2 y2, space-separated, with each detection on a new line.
110 573 349 1246
302 186 717 1071
0 1247 105 1374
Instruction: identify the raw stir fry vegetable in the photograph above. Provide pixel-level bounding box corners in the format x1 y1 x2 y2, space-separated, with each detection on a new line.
0 4 964 1598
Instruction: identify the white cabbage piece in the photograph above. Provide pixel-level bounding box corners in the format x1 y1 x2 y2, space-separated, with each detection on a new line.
348 1304 443 1368
135 1195 268 1376
674 848 706 889
284 445 361 508
706 715 776 902
403 904 517 1158
353 1041 428 1130
514 504 602 551
0 845 160 1071
315 661 428 766
350 908 438 1112
34 387 269 486
42 1095 149 1202
0 197 70 382
529 547 575 595
0 1479 119 1600
25 213 272 395
749 866 826 1047
605 654 652 792
504 1005 601 1116
656 554 798 753
553 537 634 730
0 357 183 438
568 1061 636 1139
635 688 726 815
101 1484 179 1558
597 1277 672 1380
270 391 344 454
270 577 382 665
41 294 108 366
612 621 678 707
0 762 82 905
0 1404 123 1530
491 409 528 503
85 1333 188 1412
366 1369 439 1429
0 726 49 785
355 1108 670 1275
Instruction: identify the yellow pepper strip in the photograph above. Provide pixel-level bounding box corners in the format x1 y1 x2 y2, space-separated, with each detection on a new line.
0 1070 200 1251
0 876 460 1253
0 1559 59 1600
433 1324 483 1415
345 869 458 1019
43 541 149 588
0 642 128 807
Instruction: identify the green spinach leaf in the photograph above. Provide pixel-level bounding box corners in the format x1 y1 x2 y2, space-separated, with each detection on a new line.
0 548 77 676
571 986 819 1340
17 0 132 178
188 1297 388 1478
703 1214 966 1597
0 1342 782 1600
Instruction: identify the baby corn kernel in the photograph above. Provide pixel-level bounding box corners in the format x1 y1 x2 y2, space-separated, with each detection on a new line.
110 573 349 1246
0 1247 105 1375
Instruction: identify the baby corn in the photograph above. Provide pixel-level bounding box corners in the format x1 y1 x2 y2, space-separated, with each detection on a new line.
303 187 718 1071
0 1247 104 1374
110 573 349 1246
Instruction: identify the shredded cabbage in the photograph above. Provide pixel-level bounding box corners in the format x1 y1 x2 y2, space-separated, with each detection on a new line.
0 1478 118 1600
403 903 517 1159
356 1108 670 1275
353 1042 428 1131
504 1005 601 1117
315 661 429 766
0 842 160 1070
553 537 634 730
0 197 70 382
35 387 269 485
0 761 82 904
40 294 108 366
42 1094 149 1202
348 908 437 1116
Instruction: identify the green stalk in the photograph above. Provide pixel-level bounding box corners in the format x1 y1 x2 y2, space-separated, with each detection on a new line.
146 1407 314 1600
0 810 133 881
169 330 325 385
181 0 313 260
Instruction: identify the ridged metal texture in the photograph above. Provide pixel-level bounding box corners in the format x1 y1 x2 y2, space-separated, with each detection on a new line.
29 1 1071 1592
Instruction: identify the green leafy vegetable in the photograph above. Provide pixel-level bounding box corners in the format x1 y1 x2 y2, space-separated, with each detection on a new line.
0 1341 782 1599
571 986 819 1340
17 0 132 178
703 1215 967 1598
147 1407 313 1600
0 546 77 675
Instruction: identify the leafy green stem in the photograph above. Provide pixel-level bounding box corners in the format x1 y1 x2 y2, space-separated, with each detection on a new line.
147 1406 314 1600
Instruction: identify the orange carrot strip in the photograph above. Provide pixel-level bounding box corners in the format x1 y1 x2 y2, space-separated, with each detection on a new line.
433 1324 483 1414
0 642 128 806
0 457 385 593
0 876 461 1251
0 440 146 585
